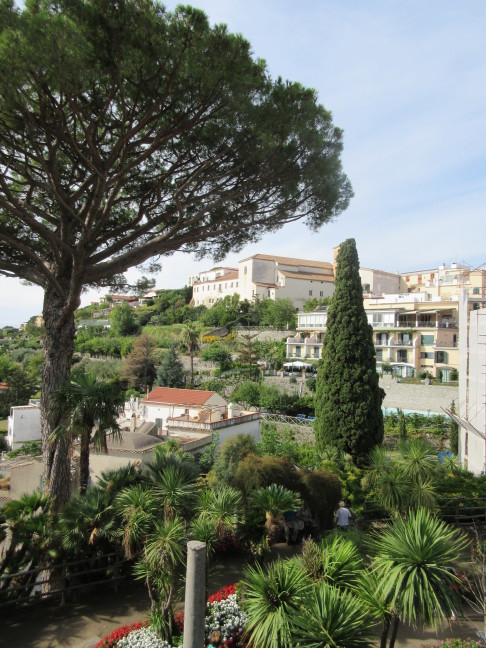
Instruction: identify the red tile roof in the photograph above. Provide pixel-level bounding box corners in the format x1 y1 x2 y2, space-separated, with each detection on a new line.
141 387 216 406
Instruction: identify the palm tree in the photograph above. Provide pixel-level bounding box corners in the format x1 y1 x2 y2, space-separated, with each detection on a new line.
133 516 186 643
96 464 144 503
251 483 301 543
150 464 198 523
52 373 124 494
318 534 364 590
56 488 117 558
290 581 374 648
0 492 51 582
181 322 200 385
197 486 243 539
242 559 311 648
371 507 469 648
396 438 437 483
115 485 160 559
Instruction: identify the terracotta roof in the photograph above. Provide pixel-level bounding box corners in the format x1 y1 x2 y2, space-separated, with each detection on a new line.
142 387 216 406
241 253 333 269
360 268 400 278
0 382 7 390
279 270 335 282
192 270 239 285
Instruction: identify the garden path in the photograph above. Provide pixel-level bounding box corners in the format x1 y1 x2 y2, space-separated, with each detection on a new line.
0 544 482 648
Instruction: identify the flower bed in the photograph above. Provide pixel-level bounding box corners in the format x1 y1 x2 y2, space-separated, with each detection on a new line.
420 641 484 648
95 622 150 648
96 584 246 648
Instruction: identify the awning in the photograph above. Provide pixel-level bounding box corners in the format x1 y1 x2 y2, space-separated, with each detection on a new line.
442 408 486 440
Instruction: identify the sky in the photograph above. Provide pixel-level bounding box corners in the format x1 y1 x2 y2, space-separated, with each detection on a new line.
1 0 486 326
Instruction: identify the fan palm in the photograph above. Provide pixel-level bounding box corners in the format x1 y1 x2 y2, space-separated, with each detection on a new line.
291 581 374 648
56 488 117 557
371 507 469 648
0 492 51 580
52 373 124 493
97 464 144 502
242 559 311 648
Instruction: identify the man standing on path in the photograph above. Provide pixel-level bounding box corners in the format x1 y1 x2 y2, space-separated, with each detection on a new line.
335 501 352 530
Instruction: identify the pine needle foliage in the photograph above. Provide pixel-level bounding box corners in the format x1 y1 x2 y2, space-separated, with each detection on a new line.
315 238 384 462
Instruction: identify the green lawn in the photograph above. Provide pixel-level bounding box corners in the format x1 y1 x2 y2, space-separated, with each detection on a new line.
0 419 7 433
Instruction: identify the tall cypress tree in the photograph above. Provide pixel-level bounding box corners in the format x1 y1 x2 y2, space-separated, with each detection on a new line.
315 239 384 462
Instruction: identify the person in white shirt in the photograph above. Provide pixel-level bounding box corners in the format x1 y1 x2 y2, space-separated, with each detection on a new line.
335 501 352 530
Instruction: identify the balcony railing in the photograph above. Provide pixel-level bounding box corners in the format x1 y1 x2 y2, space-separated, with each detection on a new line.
390 339 413 347
167 412 261 432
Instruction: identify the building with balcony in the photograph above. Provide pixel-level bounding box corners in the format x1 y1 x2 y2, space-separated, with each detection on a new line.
400 262 486 303
139 386 261 445
286 292 465 380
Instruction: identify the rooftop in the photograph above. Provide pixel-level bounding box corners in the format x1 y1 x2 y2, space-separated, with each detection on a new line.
141 387 217 406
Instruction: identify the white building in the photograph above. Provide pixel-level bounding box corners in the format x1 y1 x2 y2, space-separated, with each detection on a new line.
457 292 486 474
7 401 41 450
140 387 261 445
191 254 335 309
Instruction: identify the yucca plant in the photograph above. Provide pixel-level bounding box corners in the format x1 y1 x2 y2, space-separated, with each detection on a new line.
197 486 242 538
291 581 375 648
115 485 159 559
251 483 301 544
319 534 364 590
242 559 311 648
371 507 469 648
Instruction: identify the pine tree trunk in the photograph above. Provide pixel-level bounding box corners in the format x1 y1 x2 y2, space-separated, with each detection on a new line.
79 432 91 495
41 284 77 512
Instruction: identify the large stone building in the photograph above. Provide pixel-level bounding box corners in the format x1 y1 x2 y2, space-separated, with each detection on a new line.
190 254 336 309
189 253 404 310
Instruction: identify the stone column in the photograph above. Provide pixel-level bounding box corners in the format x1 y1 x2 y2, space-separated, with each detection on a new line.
183 540 206 648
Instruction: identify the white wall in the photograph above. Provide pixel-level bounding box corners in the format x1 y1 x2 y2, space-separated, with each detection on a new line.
142 393 227 431
7 406 41 449
460 305 486 474
218 417 262 445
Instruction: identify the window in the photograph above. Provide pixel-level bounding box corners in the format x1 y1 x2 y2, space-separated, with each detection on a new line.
473 287 480 295
420 352 434 359
244 267 247 275
397 350 408 363
421 334 434 345
435 351 448 363
155 418 163 430
376 349 383 360
309 290 313 296
405 276 410 282
319 290 324 297
430 273 435 280
236 282 238 287
473 303 480 310
417 275 422 283
296 346 302 358
313 347 320 358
